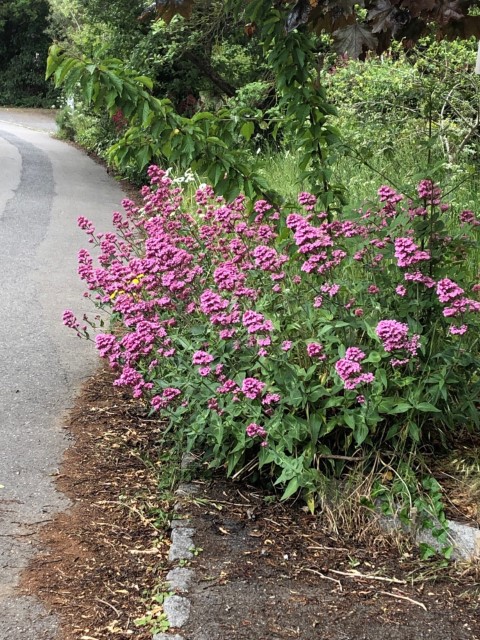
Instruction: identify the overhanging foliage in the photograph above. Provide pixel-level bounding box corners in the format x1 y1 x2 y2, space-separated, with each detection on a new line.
141 0 480 58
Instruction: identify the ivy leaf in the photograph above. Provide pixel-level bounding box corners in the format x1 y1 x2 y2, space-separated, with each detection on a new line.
333 22 378 58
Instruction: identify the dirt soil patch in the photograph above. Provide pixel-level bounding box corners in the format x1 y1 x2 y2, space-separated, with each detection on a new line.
21 367 173 639
20 367 480 640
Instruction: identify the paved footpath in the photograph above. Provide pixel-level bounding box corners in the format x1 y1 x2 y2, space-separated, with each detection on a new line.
0 109 124 638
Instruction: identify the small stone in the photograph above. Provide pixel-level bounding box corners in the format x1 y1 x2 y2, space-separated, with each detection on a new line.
169 527 195 562
152 634 184 640
170 518 192 529
175 482 199 497
180 452 196 469
166 567 194 592
163 595 191 628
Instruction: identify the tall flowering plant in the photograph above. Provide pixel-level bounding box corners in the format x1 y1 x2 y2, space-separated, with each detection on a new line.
65 167 480 503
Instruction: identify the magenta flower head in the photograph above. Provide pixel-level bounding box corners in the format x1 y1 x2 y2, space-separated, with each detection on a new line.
192 350 214 365
335 359 361 380
449 325 468 335
62 309 79 329
200 289 228 314
95 333 118 358
436 278 464 303
242 377 266 399
377 185 402 204
344 347 365 362
151 387 181 411
77 216 95 234
262 393 281 405
307 342 325 358
417 179 441 205
394 237 430 268
242 310 273 334
459 210 479 225
376 320 409 351
298 191 317 210
376 320 420 357
246 423 267 438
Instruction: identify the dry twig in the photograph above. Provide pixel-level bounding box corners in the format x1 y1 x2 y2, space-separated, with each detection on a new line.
328 569 406 584
301 567 343 591
379 590 427 611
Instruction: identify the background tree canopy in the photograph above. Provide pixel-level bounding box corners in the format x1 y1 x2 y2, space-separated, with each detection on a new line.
2 1 480 107
0 0 56 106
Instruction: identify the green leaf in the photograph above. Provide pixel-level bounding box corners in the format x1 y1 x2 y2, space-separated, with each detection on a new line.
206 136 229 149
419 543 437 560
376 368 388 388
389 402 413 414
353 421 369 445
134 75 154 90
414 402 442 413
281 477 300 500
136 145 152 170
54 57 79 86
240 121 255 141
104 70 124 97
408 421 420 442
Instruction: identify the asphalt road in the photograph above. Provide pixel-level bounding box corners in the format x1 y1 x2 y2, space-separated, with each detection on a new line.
0 110 125 638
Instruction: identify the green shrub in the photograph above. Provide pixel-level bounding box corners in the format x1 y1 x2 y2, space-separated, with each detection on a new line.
65 168 480 542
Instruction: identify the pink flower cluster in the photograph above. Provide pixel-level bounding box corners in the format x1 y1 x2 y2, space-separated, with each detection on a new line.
376 320 420 359
335 347 374 390
394 237 430 268
459 210 480 226
246 422 268 446
151 387 181 410
241 377 266 400
417 179 442 205
242 310 273 334
192 350 214 365
435 278 480 331
66 164 480 484
307 342 326 360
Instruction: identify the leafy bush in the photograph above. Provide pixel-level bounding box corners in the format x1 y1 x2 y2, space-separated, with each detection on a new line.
55 105 135 175
65 167 480 521
325 38 480 170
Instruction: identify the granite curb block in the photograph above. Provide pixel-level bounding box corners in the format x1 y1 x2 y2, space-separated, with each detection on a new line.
382 513 480 560
159 476 200 637
417 518 480 560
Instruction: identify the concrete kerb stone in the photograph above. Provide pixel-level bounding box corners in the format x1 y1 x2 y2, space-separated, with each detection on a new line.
381 512 480 561
417 518 480 560
166 567 195 593
162 455 199 632
168 527 196 562
163 595 191 628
